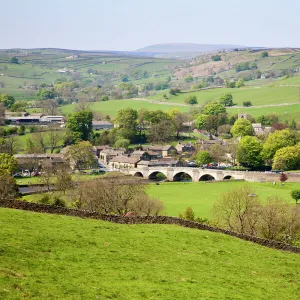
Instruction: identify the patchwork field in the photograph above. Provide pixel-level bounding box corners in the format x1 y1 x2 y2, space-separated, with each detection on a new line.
1 208 299 299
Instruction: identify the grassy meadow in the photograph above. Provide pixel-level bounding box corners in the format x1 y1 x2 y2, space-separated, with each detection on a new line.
147 181 298 218
1 208 299 299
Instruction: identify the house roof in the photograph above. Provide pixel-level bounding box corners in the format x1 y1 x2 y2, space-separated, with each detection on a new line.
92 121 113 126
110 156 140 164
101 148 125 155
14 154 64 159
146 145 173 151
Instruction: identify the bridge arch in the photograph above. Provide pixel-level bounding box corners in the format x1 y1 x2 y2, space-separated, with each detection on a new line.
134 171 144 178
148 171 167 181
223 175 234 180
173 172 192 182
199 174 215 181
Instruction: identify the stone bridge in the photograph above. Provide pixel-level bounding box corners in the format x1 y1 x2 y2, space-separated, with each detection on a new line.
120 167 300 183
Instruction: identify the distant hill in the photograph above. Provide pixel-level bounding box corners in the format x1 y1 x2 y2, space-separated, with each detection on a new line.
136 43 247 53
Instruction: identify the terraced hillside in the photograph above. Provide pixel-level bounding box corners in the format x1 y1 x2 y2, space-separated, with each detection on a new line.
0 208 299 299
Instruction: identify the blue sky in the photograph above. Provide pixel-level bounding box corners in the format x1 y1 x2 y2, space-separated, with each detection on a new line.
1 0 300 50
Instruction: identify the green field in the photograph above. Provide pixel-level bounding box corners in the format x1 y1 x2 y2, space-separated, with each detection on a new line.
147 181 298 218
60 100 189 116
148 83 300 106
1 208 299 299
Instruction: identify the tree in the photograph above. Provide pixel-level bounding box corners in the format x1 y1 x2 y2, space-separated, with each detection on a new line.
243 101 252 107
184 95 198 105
148 119 175 143
272 145 300 170
184 75 194 82
279 173 288 182
41 99 58 115
115 108 138 142
10 56 19 64
169 88 181 95
55 165 74 195
114 138 130 149
33 129 47 153
171 111 188 139
261 51 269 58
237 136 263 168
212 186 261 234
211 55 221 61
48 125 64 153
262 129 299 160
66 141 97 170
0 153 18 175
101 94 109 101
230 118 254 137
219 93 234 106
236 78 245 88
36 89 55 100
228 139 239 165
209 144 225 164
202 101 226 115
291 190 300 204
0 103 5 125
66 110 93 142
0 174 17 201
196 151 212 166
0 94 15 108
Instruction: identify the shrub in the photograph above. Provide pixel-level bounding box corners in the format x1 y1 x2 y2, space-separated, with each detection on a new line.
184 95 198 105
39 194 51 204
183 207 195 221
211 55 221 61
261 51 269 58
243 101 252 107
52 196 66 207
101 95 109 101
291 190 300 204
279 173 288 183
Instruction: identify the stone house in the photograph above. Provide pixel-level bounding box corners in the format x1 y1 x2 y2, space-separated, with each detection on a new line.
109 155 140 169
145 145 177 158
252 123 272 135
137 159 180 168
99 148 125 164
176 142 195 153
92 121 114 130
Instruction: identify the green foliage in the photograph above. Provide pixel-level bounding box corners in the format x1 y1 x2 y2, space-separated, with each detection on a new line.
120 74 129 82
195 114 208 129
211 55 221 61
202 102 226 115
36 89 55 100
237 136 263 168
225 81 236 88
0 94 15 108
184 74 194 82
230 118 254 137
39 194 51 204
235 62 257 72
272 145 300 170
236 78 245 88
291 190 300 204
52 196 66 207
184 95 198 105
0 153 18 175
196 151 212 166
262 129 299 160
115 108 138 141
219 93 234 107
114 138 130 149
257 114 279 126
261 51 269 58
66 110 93 142
10 56 19 64
183 207 195 221
169 88 181 95
101 94 109 101
243 101 252 107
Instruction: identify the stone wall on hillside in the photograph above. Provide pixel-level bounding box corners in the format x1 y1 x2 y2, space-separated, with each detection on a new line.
0 199 299 254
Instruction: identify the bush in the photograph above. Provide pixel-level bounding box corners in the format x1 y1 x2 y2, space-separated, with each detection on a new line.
211 55 221 61
101 95 109 101
243 101 252 107
52 196 66 207
39 194 51 204
291 190 300 204
183 207 195 221
261 51 269 58
184 95 198 105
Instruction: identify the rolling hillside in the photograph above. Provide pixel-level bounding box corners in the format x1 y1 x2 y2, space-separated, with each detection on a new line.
1 208 299 299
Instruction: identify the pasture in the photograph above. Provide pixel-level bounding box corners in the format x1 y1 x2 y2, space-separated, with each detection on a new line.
147 181 298 218
1 208 299 299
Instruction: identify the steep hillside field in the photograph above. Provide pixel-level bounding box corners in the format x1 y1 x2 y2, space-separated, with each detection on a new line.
1 208 299 299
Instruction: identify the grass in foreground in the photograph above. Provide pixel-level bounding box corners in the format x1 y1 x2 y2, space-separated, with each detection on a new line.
147 181 298 218
0 208 299 299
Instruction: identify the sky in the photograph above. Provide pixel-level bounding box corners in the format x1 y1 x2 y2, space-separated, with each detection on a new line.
1 0 300 51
